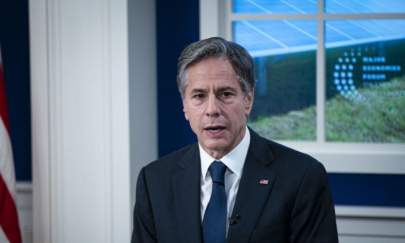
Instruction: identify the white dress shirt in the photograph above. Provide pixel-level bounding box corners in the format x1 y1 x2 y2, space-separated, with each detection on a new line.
199 128 250 234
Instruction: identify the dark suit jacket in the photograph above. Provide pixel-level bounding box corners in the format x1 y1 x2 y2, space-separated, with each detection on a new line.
132 130 338 243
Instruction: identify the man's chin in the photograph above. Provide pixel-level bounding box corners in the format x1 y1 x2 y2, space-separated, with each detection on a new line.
201 140 229 153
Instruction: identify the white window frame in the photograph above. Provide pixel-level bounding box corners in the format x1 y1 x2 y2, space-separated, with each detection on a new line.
200 0 405 175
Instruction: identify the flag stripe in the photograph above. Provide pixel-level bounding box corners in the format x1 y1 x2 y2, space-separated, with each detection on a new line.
0 64 10 132
0 175 21 243
0 117 16 199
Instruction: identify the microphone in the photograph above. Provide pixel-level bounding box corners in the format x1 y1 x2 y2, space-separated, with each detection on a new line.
229 214 241 225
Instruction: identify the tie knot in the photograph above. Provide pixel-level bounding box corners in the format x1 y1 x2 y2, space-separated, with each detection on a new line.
209 161 226 184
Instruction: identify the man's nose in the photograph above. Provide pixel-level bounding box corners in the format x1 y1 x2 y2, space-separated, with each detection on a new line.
205 94 220 117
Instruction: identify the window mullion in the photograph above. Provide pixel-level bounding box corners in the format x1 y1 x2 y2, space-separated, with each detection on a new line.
226 0 232 40
317 0 326 143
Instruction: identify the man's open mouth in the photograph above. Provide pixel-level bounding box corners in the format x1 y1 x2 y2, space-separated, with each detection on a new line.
204 125 226 132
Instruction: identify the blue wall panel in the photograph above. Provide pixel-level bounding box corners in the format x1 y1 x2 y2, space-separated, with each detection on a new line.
156 0 199 156
329 173 405 207
0 0 32 181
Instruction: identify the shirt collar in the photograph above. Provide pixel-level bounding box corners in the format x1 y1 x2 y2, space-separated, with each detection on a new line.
200 127 250 179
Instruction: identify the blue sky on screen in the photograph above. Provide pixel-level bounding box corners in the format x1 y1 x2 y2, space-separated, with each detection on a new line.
325 0 405 13
232 0 405 57
233 0 405 13
233 0 317 13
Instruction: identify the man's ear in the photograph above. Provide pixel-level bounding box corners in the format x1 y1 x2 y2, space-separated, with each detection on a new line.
183 103 189 121
244 90 254 114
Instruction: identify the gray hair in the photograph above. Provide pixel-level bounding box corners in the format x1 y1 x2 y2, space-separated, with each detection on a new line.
177 37 255 97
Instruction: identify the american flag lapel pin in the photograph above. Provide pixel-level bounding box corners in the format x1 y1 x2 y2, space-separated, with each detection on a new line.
259 179 269 185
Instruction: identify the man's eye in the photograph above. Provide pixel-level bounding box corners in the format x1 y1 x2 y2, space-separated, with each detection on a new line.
221 91 234 98
192 93 205 99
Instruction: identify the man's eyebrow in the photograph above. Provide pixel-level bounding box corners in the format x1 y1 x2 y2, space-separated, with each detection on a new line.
216 86 237 92
190 88 207 94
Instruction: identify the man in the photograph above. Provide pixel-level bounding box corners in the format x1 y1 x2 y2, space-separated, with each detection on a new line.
132 37 338 243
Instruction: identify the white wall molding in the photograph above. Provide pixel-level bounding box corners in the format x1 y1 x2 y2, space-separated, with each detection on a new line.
16 183 33 243
336 206 405 218
337 216 405 243
29 0 130 242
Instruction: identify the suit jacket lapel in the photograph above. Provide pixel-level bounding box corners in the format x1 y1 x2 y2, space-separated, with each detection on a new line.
228 130 277 243
172 144 203 243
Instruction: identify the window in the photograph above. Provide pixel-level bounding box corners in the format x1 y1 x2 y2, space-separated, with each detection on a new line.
200 0 405 173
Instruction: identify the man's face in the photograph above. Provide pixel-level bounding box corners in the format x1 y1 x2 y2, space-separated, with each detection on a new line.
182 57 253 159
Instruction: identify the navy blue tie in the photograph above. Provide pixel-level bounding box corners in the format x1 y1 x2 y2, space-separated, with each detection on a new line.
203 161 227 243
